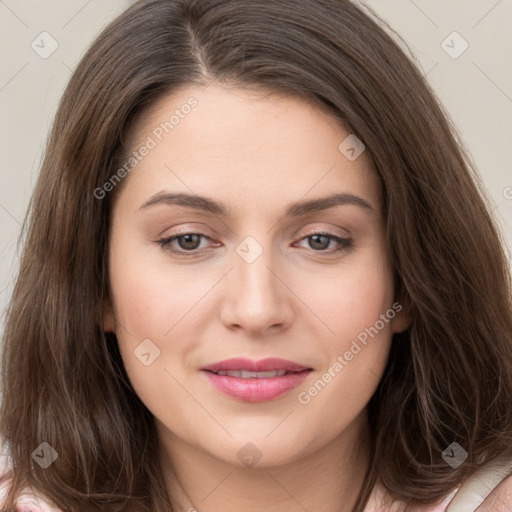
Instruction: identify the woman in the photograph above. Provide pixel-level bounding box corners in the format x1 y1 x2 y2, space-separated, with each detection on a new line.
1 0 512 510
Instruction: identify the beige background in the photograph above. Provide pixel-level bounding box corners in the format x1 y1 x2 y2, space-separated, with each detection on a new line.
1 0 511 335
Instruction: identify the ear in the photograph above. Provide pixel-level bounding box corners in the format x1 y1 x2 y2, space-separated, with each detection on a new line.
390 301 411 334
102 297 116 333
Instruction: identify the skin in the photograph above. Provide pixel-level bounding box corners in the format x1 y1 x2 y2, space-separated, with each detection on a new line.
103 82 419 512
476 474 512 511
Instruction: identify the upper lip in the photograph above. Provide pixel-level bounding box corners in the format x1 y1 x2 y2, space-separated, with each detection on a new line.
201 357 312 373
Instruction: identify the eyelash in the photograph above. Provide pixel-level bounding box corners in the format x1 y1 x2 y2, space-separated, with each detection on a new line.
156 231 353 257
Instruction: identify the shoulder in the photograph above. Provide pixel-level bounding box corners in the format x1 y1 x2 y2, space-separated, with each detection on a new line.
475 472 512 510
366 456 512 512
365 478 458 512
0 440 63 512
448 457 512 511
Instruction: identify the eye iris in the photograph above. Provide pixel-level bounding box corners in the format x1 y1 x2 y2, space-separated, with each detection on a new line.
309 234 330 250
165 232 344 253
178 234 201 250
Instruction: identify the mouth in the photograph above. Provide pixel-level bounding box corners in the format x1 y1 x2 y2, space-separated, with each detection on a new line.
200 358 313 402
201 357 312 374
204 369 309 378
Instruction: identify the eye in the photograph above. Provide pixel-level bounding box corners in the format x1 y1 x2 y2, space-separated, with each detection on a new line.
295 232 353 253
157 232 215 256
156 231 353 257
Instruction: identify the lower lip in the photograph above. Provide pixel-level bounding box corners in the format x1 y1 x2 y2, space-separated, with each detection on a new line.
201 370 311 402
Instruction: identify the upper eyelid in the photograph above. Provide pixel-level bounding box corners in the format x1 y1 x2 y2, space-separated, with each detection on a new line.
160 220 351 239
159 230 350 250
160 227 348 241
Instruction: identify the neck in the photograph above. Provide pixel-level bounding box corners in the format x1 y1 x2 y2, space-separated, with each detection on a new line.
158 409 372 512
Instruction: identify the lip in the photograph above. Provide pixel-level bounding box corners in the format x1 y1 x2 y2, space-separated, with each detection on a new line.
201 358 313 402
201 357 311 373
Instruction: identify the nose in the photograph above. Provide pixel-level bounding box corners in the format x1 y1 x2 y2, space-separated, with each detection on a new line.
219 242 294 336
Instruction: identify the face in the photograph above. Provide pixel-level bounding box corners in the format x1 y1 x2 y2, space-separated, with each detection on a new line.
104 83 407 469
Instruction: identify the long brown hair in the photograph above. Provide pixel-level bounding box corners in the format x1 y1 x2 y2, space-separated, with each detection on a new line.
2 0 512 510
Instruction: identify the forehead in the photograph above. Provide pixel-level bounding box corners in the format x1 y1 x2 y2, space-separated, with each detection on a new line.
115 83 381 214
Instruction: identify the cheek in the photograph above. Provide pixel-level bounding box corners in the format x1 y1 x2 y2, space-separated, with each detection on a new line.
108 254 200 418
293 248 395 414
107 234 223 402
299 250 395 348
108 232 209 339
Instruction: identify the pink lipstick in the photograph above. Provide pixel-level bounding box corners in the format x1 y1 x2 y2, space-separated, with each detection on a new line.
201 357 313 402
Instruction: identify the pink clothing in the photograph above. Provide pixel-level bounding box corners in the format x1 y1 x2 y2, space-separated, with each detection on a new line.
0 441 509 511
0 460 451 512
364 478 459 512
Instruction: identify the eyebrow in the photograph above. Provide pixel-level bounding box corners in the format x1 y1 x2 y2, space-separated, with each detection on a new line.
138 191 375 217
